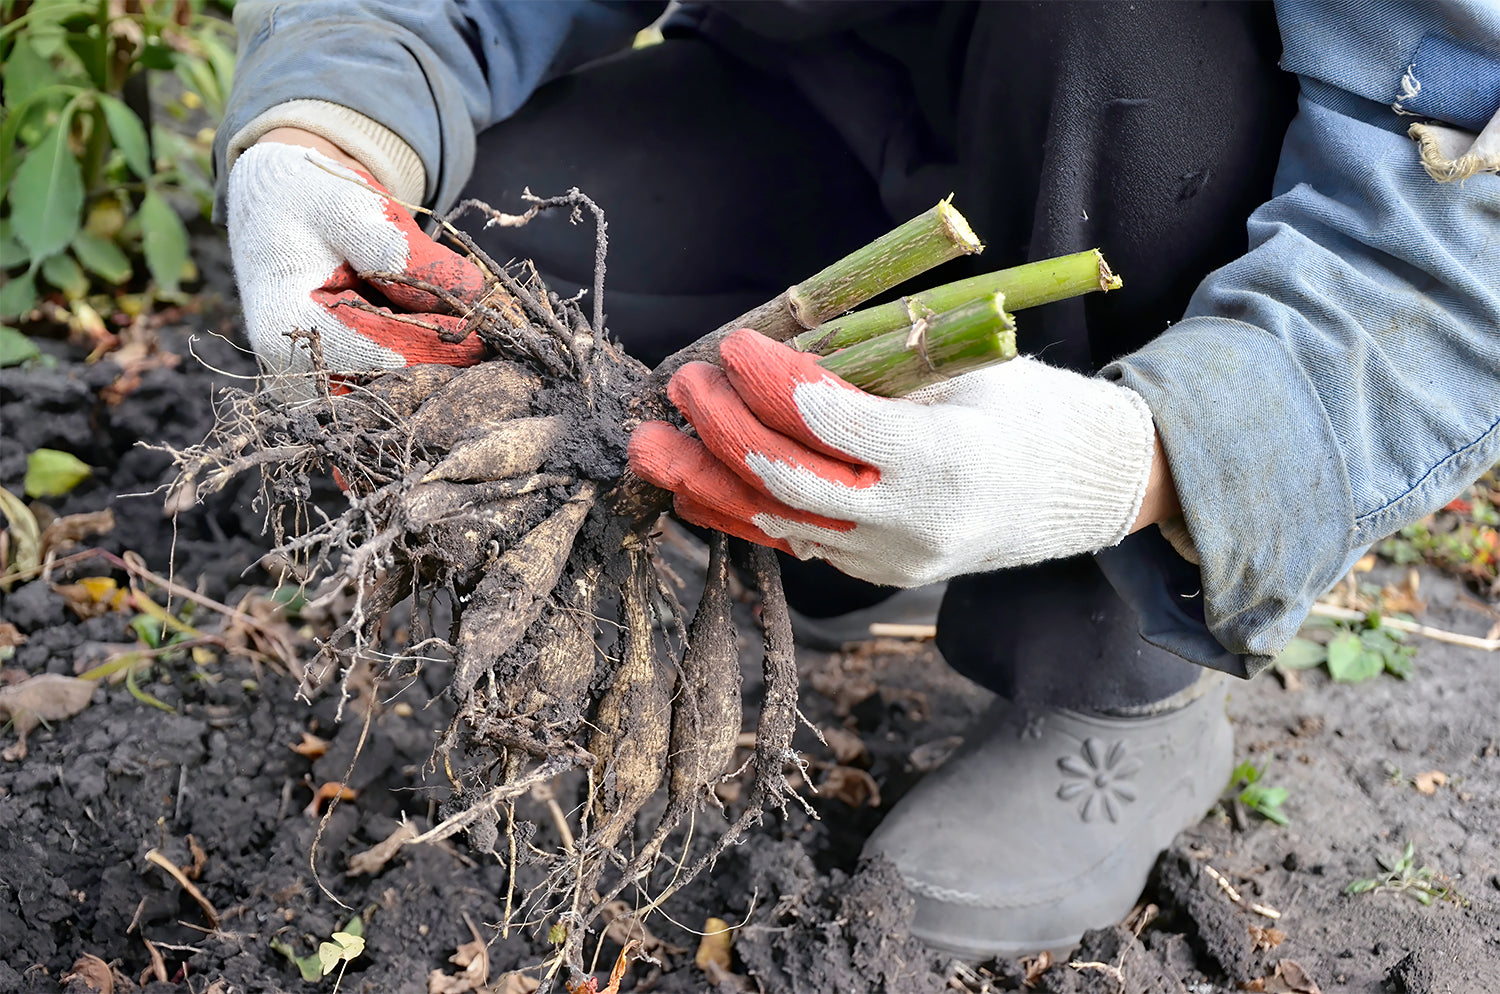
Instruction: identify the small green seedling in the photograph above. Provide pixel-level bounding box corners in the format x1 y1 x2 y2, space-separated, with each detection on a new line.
1345 841 1466 907
271 914 365 986
1226 760 1290 826
1274 611 1415 683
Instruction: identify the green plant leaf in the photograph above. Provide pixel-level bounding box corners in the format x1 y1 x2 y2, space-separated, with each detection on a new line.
1 38 58 111
40 251 89 299
341 915 364 938
1274 636 1327 671
1383 649 1415 680
0 326 42 367
9 108 85 261
72 229 133 284
96 93 152 179
137 188 190 294
0 217 30 268
24 447 93 498
293 953 324 983
318 931 365 975
0 269 39 320
0 486 43 584
1332 632 1368 680
1345 877 1378 894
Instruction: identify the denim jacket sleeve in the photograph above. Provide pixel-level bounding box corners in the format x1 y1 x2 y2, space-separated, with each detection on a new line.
1103 0 1500 678
212 1 661 220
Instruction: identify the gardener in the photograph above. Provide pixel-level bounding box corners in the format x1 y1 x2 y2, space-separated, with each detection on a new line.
215 0 1500 958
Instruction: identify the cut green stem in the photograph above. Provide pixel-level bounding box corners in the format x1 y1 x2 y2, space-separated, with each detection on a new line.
791 249 1119 355
652 199 982 382
817 294 1017 397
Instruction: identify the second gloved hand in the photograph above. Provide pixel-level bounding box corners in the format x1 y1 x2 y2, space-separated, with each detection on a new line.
227 142 487 374
629 329 1158 587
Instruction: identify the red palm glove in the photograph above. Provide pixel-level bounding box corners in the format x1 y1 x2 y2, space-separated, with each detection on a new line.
227 143 487 374
629 329 1156 587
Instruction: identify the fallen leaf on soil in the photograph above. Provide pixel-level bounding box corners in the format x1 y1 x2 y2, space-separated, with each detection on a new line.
25 448 93 498
820 725 869 765
1249 924 1286 951
566 939 640 994
694 917 733 977
54 576 132 619
290 731 331 758
427 914 491 994
909 734 964 772
305 781 358 817
1021 949 1053 987
62 953 114 993
40 508 115 559
1380 569 1425 616
1413 770 1447 795
819 765 882 808
347 821 418 877
1271 959 1322 993
0 673 97 760
0 623 25 651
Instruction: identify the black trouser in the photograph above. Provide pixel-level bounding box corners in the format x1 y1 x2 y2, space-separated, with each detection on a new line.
457 2 1297 711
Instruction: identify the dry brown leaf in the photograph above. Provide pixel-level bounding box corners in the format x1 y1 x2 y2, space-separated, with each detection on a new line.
1021 949 1053 987
1273 959 1322 994
427 916 490 994
1413 770 1447 795
820 765 882 808
53 576 132 620
1379 568 1426 616
40 509 115 560
62 953 114 993
290 731 331 758
694 917 733 975
0 673 97 760
0 622 25 650
1249 924 1286 951
820 725 869 765
347 821 418 877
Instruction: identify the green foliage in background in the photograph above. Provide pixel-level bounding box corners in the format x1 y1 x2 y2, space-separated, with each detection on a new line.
1 0 234 321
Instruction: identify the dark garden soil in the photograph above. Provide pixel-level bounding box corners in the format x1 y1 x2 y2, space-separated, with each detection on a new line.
2 311 1498 994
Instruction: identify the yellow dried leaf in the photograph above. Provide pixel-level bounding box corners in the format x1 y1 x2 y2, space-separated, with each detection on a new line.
1413 770 1447 796
820 765 882 808
820 725 868 765
695 917 733 976
290 731 331 759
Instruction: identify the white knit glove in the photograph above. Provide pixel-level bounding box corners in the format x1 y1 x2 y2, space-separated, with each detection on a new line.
629 328 1156 587
226 142 486 375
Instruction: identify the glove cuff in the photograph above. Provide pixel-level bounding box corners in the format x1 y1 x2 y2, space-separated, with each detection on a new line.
225 99 427 206
1008 370 1157 562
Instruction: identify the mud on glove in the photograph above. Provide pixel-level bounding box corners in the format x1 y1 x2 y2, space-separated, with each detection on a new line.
227 142 486 374
629 329 1157 587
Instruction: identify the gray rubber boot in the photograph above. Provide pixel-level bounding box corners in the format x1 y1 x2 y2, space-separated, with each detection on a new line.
861 683 1234 958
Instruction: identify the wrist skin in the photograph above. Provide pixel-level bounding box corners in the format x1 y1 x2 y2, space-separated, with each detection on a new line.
1130 432 1181 533
252 126 1186 539
254 126 367 172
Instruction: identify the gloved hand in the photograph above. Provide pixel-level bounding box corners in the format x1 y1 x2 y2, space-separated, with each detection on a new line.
226 141 487 374
629 329 1158 587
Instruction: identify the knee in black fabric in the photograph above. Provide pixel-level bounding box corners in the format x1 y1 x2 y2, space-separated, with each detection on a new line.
936 555 1204 712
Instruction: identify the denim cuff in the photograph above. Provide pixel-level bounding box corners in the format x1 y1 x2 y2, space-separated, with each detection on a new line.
1104 315 1356 673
